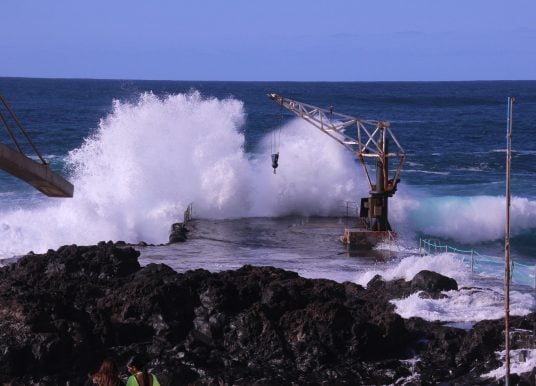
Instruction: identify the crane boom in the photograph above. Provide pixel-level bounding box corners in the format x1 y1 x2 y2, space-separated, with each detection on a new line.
269 93 406 194
0 95 74 197
268 93 406 234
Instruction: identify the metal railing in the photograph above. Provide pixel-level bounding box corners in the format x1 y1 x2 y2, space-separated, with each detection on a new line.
184 203 193 224
419 238 536 289
343 200 360 227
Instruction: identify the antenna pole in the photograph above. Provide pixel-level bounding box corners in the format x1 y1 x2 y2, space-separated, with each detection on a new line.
504 96 514 386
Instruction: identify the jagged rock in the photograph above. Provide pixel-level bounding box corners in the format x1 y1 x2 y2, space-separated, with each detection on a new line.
366 270 458 302
411 269 458 293
0 244 532 385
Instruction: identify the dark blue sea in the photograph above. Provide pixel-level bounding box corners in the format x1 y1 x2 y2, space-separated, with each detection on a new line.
1 78 535 327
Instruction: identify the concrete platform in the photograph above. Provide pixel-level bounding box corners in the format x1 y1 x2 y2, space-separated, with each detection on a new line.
0 143 74 197
340 228 396 249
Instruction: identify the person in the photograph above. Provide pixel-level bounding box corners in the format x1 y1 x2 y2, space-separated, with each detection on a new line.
91 358 124 386
126 355 161 386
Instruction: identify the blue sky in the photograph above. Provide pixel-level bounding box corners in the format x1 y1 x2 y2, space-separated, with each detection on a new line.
2 0 535 81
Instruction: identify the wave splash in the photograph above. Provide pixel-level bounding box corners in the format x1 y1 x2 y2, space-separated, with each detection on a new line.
0 91 535 258
355 252 536 322
391 193 536 244
0 92 362 256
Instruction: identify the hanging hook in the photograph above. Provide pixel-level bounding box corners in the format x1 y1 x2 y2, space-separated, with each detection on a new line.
271 152 279 174
270 102 283 175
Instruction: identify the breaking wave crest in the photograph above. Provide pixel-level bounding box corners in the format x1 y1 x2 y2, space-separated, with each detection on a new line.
391 193 536 244
0 92 363 256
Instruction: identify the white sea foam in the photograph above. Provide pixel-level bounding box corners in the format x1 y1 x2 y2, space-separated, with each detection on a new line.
392 288 536 323
455 166 486 172
355 252 536 322
390 193 536 244
491 149 536 156
403 169 450 175
354 253 470 287
481 349 536 380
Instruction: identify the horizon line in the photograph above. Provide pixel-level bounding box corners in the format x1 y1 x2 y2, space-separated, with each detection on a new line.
1 75 535 83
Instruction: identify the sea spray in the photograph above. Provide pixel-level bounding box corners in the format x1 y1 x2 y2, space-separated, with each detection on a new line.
391 287 536 323
0 92 363 257
1 90 536 259
354 252 536 322
68 91 252 220
391 193 536 244
354 252 470 287
253 117 366 216
482 349 536 381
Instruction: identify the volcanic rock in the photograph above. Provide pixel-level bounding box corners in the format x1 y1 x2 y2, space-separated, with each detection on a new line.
0 243 533 385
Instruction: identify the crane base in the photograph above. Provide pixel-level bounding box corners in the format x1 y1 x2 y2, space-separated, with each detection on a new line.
340 228 396 249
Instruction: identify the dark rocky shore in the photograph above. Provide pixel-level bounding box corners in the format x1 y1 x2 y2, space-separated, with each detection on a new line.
0 242 534 385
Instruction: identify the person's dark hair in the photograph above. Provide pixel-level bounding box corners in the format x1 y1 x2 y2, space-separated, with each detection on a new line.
127 355 146 370
127 355 151 385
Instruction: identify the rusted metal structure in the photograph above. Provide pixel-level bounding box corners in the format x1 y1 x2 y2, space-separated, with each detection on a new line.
0 96 74 197
268 93 406 247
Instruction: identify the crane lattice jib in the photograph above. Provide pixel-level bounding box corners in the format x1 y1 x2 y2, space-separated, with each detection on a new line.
268 93 406 194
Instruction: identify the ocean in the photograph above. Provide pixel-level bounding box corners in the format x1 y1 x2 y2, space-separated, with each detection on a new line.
0 78 535 328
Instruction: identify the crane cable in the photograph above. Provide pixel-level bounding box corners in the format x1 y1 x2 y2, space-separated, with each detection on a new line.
0 95 48 165
270 103 334 174
270 103 283 174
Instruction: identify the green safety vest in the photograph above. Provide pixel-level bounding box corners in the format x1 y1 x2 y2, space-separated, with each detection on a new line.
126 372 161 386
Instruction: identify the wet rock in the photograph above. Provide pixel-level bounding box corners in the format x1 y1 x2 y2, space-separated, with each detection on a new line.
411 269 458 293
365 270 458 302
0 244 532 385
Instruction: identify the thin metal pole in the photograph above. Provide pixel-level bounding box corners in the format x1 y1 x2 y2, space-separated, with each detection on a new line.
504 96 514 386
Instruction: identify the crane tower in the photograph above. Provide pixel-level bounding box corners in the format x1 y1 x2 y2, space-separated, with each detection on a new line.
269 93 406 247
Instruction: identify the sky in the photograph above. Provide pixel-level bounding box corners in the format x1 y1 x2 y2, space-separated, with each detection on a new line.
2 0 536 81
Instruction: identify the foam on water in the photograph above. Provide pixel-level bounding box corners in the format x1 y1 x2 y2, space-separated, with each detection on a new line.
391 193 536 244
355 252 536 322
392 288 536 323
354 253 470 287
482 349 536 380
